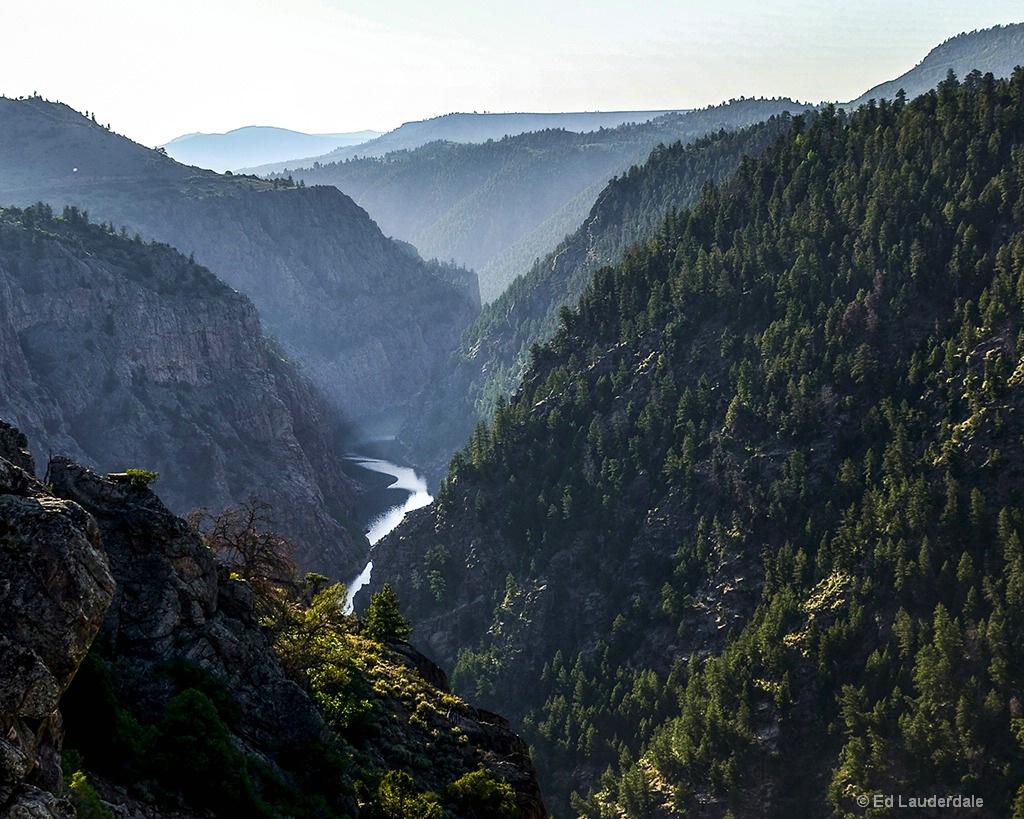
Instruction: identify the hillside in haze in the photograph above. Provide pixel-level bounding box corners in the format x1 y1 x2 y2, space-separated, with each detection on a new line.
405 114 799 484
161 125 383 172
246 110 687 174
847 22 1024 108
280 98 809 303
0 95 479 436
0 203 365 578
375 71 1024 816
395 22 1024 482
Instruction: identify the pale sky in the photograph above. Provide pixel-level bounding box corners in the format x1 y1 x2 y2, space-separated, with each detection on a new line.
2 0 1021 147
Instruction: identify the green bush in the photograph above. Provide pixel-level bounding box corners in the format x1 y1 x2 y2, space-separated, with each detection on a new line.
153 688 271 817
446 768 520 818
156 657 242 727
373 770 443 819
124 467 159 489
66 769 116 819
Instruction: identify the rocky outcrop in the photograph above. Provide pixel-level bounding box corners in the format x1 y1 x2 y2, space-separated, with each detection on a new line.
0 422 346 817
386 643 547 819
47 456 330 755
0 206 365 578
459 708 547 819
0 421 115 818
1 420 547 817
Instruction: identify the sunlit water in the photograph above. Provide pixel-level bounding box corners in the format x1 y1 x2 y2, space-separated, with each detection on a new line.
343 454 432 613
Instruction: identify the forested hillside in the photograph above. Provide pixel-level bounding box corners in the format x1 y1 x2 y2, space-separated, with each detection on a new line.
848 22 1024 108
376 69 1024 816
280 98 808 302
406 114 800 483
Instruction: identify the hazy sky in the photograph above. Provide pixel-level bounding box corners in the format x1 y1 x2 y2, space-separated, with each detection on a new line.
2 1 1021 146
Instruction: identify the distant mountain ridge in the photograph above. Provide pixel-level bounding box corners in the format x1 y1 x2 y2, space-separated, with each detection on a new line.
277 98 810 303
161 125 383 172
404 114 799 484
846 22 1024 107
245 110 688 174
0 95 480 438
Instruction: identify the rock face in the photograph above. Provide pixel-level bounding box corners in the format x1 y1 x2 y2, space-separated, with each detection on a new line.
459 707 547 819
0 420 547 818
0 421 115 818
0 423 342 818
0 97 480 436
0 205 364 578
47 455 333 761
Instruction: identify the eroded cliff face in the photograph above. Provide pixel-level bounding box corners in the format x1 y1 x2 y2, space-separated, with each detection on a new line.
0 206 365 578
47 454 336 767
0 420 347 818
0 422 114 818
0 420 547 818
146 185 480 432
0 97 480 436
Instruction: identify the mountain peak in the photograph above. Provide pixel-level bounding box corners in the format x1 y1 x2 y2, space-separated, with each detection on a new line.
846 21 1024 108
159 124 384 172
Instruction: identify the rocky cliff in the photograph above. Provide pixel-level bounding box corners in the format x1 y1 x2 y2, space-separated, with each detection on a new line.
0 419 546 818
0 96 480 436
0 422 114 818
0 204 364 578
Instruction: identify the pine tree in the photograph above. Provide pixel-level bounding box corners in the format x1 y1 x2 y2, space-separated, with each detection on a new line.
363 583 412 643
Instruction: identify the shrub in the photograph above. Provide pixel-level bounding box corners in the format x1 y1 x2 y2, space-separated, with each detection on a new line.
67 769 116 819
446 768 520 818
373 770 443 819
153 688 271 816
124 467 159 489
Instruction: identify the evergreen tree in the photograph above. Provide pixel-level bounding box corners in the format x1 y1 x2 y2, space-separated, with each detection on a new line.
363 583 413 643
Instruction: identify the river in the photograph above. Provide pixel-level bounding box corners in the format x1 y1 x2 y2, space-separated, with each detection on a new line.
342 448 432 613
